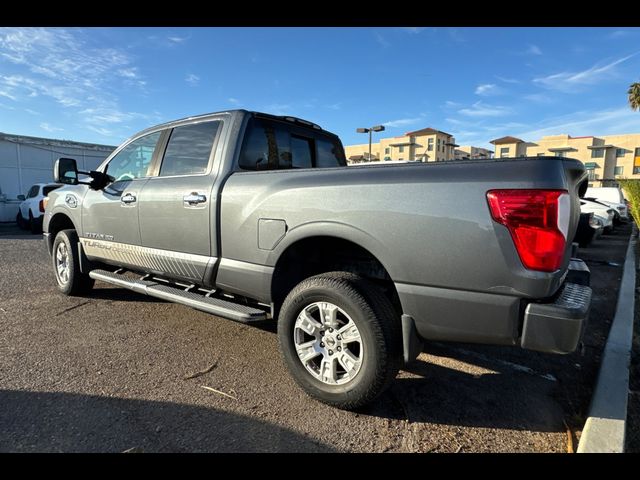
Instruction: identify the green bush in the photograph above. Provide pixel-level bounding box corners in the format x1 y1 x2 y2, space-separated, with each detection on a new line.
618 179 640 221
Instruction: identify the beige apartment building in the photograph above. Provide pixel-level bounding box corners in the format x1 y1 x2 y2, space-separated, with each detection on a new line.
491 133 640 186
455 146 493 160
345 127 459 164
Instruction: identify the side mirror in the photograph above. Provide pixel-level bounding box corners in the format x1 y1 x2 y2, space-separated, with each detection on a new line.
17 194 25 201
54 158 79 185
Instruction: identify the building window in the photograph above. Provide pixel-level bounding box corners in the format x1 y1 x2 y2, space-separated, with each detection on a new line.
437 138 441 145
537 153 545 157
555 151 566 158
428 138 434 144
384 156 391 161
585 166 597 181
616 148 625 157
500 147 509 158
398 158 403 161
615 166 624 176
427 144 433 151
591 148 604 158
384 147 390 154
398 146 404 153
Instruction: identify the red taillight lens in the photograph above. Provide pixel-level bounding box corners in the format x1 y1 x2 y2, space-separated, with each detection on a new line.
487 189 569 272
39 199 45 213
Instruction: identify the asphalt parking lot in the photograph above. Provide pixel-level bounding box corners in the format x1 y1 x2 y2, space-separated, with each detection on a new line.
0 223 630 453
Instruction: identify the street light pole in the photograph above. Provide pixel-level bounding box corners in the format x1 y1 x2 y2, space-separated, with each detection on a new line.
356 125 385 162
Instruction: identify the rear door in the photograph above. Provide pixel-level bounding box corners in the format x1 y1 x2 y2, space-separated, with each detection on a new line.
137 119 223 283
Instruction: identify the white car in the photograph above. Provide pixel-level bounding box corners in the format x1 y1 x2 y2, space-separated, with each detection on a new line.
16 183 62 233
580 198 615 233
585 187 629 223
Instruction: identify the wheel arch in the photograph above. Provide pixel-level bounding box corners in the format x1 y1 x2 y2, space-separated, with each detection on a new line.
46 212 79 254
269 223 402 318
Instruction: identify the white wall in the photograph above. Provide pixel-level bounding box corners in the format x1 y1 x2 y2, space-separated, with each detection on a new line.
0 138 114 199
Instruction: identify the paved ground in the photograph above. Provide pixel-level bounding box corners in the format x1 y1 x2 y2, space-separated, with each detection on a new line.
0 223 630 452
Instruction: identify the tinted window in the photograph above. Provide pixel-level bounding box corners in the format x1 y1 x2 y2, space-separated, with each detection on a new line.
239 120 278 170
159 121 220 177
107 132 161 181
290 136 313 169
239 118 346 170
43 185 62 196
316 139 343 168
27 185 39 198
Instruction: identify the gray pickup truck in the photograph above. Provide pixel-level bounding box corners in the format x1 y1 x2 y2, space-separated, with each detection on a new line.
43 109 592 409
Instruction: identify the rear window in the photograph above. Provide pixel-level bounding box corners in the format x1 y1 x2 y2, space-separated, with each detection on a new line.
238 118 346 171
159 121 220 176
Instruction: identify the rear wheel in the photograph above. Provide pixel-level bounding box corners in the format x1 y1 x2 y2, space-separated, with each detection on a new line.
29 211 42 234
278 272 402 410
16 212 26 229
52 229 94 296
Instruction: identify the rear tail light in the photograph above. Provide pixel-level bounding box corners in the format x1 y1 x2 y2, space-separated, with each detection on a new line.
487 189 570 272
39 199 45 213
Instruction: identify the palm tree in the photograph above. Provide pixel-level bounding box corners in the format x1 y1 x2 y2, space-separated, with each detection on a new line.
629 81 640 111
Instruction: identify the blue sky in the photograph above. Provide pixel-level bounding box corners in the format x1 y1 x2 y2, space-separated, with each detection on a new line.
1 27 640 149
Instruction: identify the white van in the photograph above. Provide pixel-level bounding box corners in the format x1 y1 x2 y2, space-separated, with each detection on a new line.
585 187 628 222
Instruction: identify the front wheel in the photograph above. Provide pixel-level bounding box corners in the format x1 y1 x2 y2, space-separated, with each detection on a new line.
52 229 95 296
277 272 402 410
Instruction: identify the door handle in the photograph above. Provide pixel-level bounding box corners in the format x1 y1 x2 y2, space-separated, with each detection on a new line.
121 193 137 204
183 192 207 206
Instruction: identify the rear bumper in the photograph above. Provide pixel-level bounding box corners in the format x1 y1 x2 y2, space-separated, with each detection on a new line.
520 281 591 354
397 259 592 356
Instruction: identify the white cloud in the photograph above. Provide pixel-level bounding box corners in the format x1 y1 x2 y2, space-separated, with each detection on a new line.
0 27 151 141
495 75 520 84
228 97 242 106
382 117 422 128
401 27 426 34
513 107 640 140
40 122 63 133
523 93 553 103
325 102 342 110
375 32 390 48
534 52 639 91
263 103 291 115
475 84 503 96
452 107 640 149
0 89 16 101
185 73 200 86
167 36 187 44
526 44 543 56
458 101 512 117
608 30 635 39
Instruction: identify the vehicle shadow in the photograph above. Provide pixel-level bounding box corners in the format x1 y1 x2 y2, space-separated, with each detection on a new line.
361 349 565 433
0 389 334 453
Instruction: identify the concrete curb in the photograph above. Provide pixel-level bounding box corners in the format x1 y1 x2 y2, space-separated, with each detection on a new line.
577 232 636 453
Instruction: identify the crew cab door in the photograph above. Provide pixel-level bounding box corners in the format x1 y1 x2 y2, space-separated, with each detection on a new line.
81 131 162 262
136 119 223 284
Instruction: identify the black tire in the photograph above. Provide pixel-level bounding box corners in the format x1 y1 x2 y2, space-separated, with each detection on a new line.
29 211 42 234
52 229 95 296
16 212 26 229
278 271 402 410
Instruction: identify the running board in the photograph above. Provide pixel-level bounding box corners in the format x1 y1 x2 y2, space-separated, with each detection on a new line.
89 269 268 323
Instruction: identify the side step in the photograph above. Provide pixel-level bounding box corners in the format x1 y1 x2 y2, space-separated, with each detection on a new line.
89 269 268 323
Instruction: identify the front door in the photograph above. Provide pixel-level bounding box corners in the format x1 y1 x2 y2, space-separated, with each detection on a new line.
81 131 162 267
137 119 223 283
